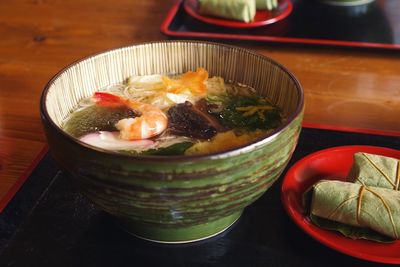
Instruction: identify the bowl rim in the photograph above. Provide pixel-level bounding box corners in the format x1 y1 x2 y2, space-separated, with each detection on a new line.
40 40 304 162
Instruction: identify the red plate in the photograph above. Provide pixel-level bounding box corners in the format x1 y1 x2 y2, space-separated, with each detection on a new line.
184 0 293 29
281 145 400 264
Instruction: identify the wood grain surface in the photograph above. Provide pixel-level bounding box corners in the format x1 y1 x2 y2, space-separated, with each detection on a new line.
0 0 399 209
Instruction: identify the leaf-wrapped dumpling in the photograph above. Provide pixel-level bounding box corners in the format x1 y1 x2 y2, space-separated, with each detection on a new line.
348 152 400 190
310 180 400 240
198 0 256 23
256 0 278 10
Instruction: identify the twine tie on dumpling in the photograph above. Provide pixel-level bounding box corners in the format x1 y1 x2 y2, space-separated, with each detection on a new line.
361 185 398 239
361 153 396 190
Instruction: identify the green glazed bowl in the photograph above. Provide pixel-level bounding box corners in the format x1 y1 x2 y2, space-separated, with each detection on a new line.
315 0 376 7
40 41 304 243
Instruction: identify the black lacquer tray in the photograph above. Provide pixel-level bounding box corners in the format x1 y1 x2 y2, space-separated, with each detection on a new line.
161 0 400 50
0 128 399 266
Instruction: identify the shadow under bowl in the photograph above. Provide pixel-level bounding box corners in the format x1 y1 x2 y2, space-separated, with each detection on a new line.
312 0 377 17
40 40 304 243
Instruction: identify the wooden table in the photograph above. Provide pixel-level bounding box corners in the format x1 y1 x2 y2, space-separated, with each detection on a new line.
0 0 399 209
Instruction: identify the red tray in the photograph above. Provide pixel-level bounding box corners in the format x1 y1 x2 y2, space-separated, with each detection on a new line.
161 0 400 50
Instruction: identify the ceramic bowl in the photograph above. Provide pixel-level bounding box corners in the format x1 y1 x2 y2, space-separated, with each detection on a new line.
40 41 304 243
313 0 377 16
317 0 375 5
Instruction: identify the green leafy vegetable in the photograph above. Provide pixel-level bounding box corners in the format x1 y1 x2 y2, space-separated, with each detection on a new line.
213 96 282 130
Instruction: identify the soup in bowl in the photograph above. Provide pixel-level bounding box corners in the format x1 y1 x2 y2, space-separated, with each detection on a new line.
40 41 304 243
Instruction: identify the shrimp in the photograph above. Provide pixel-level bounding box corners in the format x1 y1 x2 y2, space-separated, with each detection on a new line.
93 92 168 140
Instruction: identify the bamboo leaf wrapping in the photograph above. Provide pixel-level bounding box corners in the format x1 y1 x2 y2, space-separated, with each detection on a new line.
310 214 393 242
198 0 256 22
256 0 278 10
311 180 400 240
348 153 400 190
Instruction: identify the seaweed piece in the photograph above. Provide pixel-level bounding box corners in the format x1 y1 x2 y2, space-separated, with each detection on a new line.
63 105 137 138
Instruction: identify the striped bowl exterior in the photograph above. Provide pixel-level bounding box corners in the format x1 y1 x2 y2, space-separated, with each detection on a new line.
41 41 304 242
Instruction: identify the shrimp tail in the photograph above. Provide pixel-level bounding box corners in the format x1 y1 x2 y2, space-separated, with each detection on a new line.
92 92 168 140
93 92 125 107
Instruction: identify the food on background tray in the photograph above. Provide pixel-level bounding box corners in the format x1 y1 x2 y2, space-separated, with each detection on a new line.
197 0 279 23
348 152 400 190
256 0 278 10
198 0 256 23
63 68 283 156
305 152 400 242
308 179 400 242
